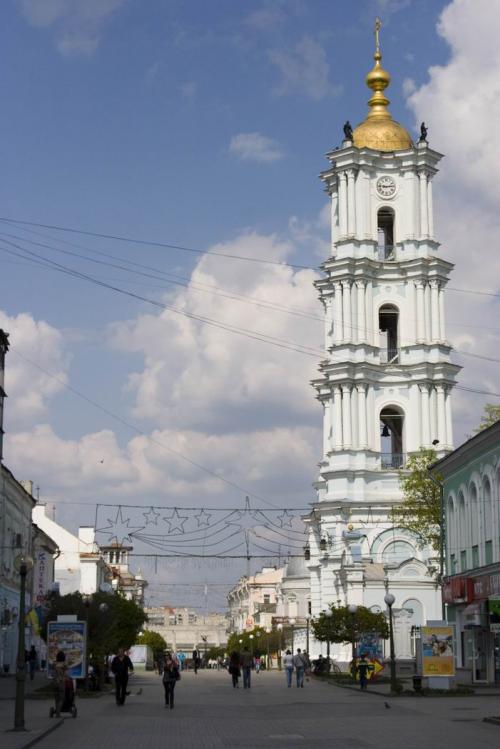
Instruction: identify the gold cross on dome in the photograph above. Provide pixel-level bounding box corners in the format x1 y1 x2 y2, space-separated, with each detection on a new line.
374 17 382 53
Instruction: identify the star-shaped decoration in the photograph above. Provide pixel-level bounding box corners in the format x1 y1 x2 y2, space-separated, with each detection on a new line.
277 510 294 528
194 509 212 527
96 507 144 544
163 508 189 535
143 506 161 526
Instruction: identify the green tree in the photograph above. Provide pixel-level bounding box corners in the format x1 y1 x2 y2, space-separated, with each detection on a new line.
474 403 500 433
43 591 147 665
227 627 281 656
389 448 441 551
311 604 389 647
137 630 167 659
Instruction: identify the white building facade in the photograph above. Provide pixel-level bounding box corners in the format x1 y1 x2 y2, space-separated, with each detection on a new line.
305 27 457 664
227 567 283 632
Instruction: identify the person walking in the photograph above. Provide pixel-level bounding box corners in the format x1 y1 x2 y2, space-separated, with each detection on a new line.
228 651 241 688
111 648 134 706
28 645 37 681
192 649 199 674
241 647 253 689
357 653 373 690
162 653 179 709
53 651 67 717
293 649 306 688
283 649 294 688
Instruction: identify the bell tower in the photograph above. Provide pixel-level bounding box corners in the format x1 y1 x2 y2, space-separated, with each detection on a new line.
306 19 458 659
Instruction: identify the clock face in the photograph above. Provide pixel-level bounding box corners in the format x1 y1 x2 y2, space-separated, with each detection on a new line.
376 175 397 198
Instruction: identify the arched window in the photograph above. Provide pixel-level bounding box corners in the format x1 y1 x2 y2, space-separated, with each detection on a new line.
447 495 457 573
402 598 423 625
377 207 395 260
380 406 404 469
382 540 414 565
379 304 399 363
469 482 480 567
484 477 493 564
458 490 467 571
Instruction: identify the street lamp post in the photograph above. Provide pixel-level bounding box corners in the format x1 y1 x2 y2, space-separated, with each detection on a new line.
277 623 283 670
289 618 296 652
265 627 271 669
322 609 331 666
13 554 34 732
306 616 310 654
384 593 397 693
249 633 254 656
347 604 358 680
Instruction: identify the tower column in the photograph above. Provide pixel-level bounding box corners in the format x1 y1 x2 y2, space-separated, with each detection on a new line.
445 386 453 447
338 172 348 237
324 297 333 349
424 281 431 342
331 193 339 248
356 280 366 343
436 384 446 445
430 280 440 342
342 281 352 343
416 282 425 342
333 385 342 450
341 385 352 449
333 283 343 344
365 280 374 344
427 177 434 238
419 170 429 237
347 169 357 236
438 284 446 342
420 384 431 446
357 384 368 448
323 401 332 456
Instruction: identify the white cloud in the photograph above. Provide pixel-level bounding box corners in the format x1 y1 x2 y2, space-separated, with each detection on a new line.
406 0 500 440
17 0 127 56
228 132 284 162
269 35 341 101
402 77 416 97
0 311 68 427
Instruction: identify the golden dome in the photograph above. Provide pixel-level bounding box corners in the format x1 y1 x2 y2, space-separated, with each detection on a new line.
352 18 412 152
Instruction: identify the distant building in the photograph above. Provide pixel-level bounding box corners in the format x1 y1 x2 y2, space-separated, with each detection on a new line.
433 420 500 685
101 543 148 605
143 606 228 657
227 566 283 632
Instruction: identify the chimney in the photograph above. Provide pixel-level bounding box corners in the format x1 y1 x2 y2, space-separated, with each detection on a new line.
0 329 10 464
20 480 34 496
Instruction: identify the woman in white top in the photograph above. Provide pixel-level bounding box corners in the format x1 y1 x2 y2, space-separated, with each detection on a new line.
283 649 294 687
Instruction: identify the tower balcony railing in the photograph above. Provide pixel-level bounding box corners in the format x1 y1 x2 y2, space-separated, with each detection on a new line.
380 348 400 364
380 453 406 470
378 244 395 261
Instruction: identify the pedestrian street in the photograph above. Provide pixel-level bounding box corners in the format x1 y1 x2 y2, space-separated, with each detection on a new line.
35 669 500 749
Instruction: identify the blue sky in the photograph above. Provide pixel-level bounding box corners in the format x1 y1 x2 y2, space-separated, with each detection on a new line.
1 0 499 607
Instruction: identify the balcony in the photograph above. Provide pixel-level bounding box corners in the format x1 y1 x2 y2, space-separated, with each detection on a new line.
378 244 395 261
380 453 406 470
380 348 400 364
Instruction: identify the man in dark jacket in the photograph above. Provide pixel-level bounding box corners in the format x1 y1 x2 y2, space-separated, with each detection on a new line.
111 648 134 705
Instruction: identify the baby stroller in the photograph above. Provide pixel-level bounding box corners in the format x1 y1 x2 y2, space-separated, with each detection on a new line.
49 676 77 718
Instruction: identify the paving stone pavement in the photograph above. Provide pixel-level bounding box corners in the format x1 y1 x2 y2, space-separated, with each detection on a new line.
23 669 500 749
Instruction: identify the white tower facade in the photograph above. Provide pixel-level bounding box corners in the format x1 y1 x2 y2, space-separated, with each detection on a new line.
305 24 459 662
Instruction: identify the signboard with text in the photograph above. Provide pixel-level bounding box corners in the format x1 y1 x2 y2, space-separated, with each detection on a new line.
421 626 455 677
47 621 87 679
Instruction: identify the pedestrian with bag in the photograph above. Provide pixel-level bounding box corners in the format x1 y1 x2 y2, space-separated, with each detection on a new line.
111 648 134 706
228 650 241 688
162 652 180 709
241 646 253 689
283 649 294 688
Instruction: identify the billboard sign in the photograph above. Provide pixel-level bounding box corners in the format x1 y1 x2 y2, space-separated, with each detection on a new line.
421 625 455 677
47 621 87 679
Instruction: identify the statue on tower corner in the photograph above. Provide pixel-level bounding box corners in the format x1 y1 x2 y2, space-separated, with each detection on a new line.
419 122 428 143
343 120 353 142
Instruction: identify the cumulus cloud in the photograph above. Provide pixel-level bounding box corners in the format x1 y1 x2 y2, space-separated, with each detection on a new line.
269 35 342 100
406 0 500 439
228 132 284 162
16 0 127 56
109 231 320 434
0 310 68 427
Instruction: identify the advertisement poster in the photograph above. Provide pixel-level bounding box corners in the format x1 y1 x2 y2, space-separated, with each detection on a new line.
354 632 384 681
421 626 455 676
489 598 500 631
47 621 87 679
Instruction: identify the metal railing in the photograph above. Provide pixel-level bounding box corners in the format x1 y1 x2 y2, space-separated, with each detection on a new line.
380 453 406 470
380 348 400 364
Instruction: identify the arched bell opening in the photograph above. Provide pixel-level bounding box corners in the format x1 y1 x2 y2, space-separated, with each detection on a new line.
377 207 395 260
380 406 404 469
379 304 399 363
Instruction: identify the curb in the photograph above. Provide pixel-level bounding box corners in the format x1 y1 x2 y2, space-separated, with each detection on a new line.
20 718 64 749
320 679 391 698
